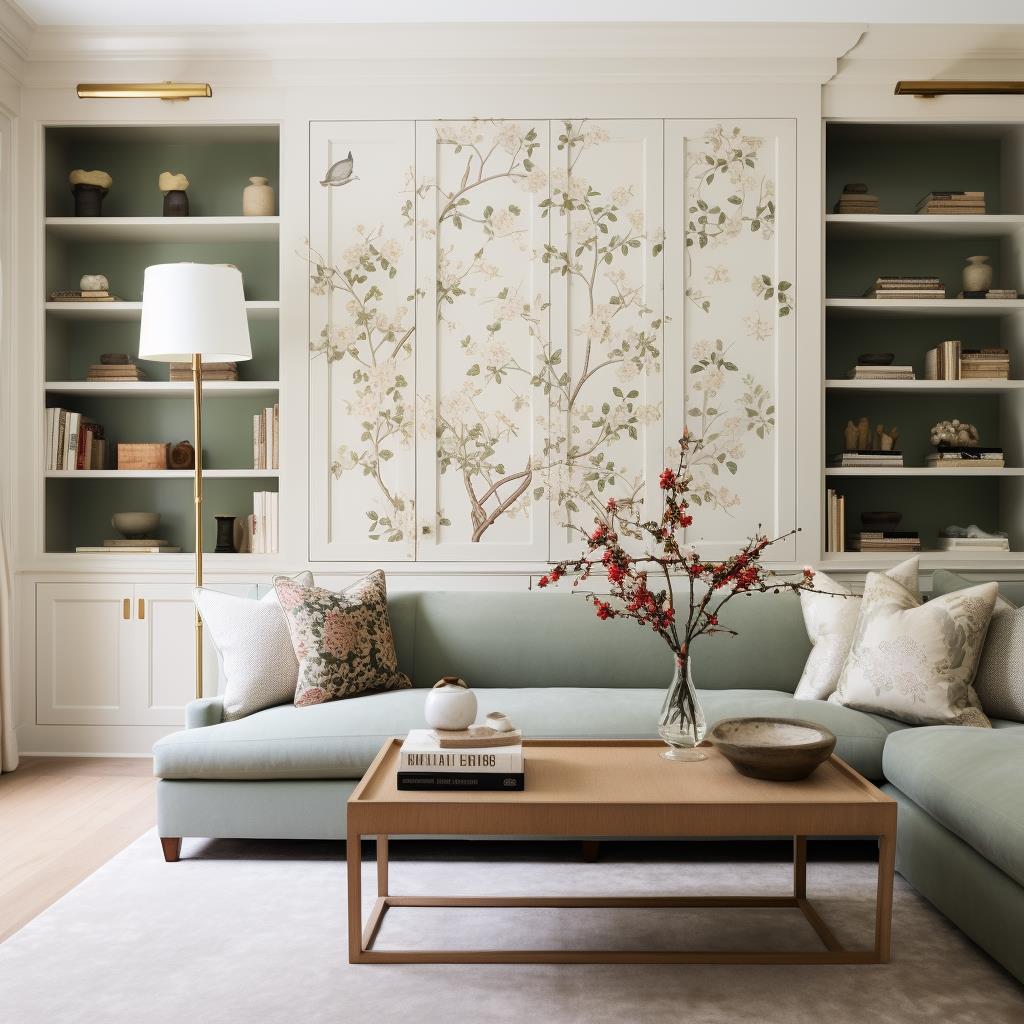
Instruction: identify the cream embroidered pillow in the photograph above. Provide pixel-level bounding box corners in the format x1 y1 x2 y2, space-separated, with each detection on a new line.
794 556 920 700
274 570 410 707
829 571 996 727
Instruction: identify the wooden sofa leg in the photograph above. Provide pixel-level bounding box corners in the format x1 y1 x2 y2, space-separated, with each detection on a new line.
582 840 600 862
161 837 182 862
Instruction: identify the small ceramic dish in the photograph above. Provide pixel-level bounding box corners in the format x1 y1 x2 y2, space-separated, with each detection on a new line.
709 717 837 782
857 352 895 366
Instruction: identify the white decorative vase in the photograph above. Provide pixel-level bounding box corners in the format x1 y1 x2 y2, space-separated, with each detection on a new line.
243 176 275 216
962 255 993 294
424 676 477 731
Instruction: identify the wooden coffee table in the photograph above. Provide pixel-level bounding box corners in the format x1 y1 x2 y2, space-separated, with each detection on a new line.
347 738 896 965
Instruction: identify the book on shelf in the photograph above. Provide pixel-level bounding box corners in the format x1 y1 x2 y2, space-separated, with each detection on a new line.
847 366 915 380
915 192 986 215
924 340 962 381
396 772 525 791
102 538 176 548
48 290 121 302
169 361 239 382
247 491 279 554
253 404 279 470
74 545 182 553
849 538 921 552
926 449 1005 468
829 451 904 467
935 536 1010 551
86 363 147 381
825 487 845 553
959 348 1010 379
45 408 109 470
864 289 946 299
400 730 524 773
833 184 880 214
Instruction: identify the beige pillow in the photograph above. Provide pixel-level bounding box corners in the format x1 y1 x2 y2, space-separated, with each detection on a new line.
829 572 996 727
794 556 919 700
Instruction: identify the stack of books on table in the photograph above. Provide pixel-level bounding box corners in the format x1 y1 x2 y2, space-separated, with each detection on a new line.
847 364 915 381
829 450 904 469
926 448 1005 470
86 360 146 382
864 277 945 300
915 191 985 215
75 539 182 554
960 348 1010 379
936 534 1010 553
833 183 880 214
849 531 921 553
825 487 845 553
45 408 109 469
244 491 279 553
169 361 239 382
397 729 525 791
924 340 962 381
253 404 280 470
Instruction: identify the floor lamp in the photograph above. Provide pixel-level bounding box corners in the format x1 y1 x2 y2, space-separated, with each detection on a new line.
139 263 252 699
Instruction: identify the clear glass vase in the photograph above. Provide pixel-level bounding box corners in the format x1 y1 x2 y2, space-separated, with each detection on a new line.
658 655 707 762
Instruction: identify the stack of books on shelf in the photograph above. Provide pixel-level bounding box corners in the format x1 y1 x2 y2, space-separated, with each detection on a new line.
397 729 525 791
926 447 1005 470
48 289 120 302
75 539 182 554
833 183 880 214
960 348 1010 380
915 191 985 215
45 408 109 470
169 361 240 382
936 533 1010 553
825 488 845 553
829 449 904 469
956 288 1019 300
86 356 146 382
847 364 915 381
864 276 945 300
924 340 962 381
253 404 280 470
244 491 279 553
849 531 921 553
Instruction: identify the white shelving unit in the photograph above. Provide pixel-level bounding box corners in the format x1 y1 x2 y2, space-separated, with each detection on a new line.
825 213 1024 238
826 380 1024 394
45 469 280 479
44 215 280 243
826 298 1024 319
45 381 281 398
826 467 1024 478
44 300 280 321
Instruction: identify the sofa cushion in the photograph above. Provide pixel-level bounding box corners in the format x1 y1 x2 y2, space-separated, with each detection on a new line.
153 687 902 783
883 726 1024 887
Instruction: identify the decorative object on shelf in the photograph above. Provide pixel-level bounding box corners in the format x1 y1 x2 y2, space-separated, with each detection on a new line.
214 515 236 554
159 171 190 216
116 442 169 470
876 424 899 451
709 717 836 781
111 511 160 538
938 525 1010 552
319 151 356 187
861 511 902 527
962 255 993 294
232 516 249 553
917 191 985 215
139 262 253 699
69 168 111 216
101 353 130 364
424 676 478 731
857 353 894 366
79 274 108 292
87 353 145 381
242 176 275 215
836 420 901 463
169 440 196 470
833 183 880 214
930 419 979 447
540 432 820 762
864 276 945 299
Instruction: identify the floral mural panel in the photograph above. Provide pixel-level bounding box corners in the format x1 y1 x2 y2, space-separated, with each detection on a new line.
547 120 665 559
415 120 551 559
665 120 796 559
308 122 417 559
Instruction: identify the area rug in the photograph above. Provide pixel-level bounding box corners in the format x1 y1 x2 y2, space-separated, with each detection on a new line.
0 833 1020 1023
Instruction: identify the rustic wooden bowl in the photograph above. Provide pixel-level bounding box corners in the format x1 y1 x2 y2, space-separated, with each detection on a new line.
709 717 836 782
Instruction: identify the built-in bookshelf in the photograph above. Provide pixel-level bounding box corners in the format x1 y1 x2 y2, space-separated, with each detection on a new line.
824 122 1024 567
42 125 281 558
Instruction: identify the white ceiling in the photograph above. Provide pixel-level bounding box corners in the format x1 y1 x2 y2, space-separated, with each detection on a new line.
10 0 1024 26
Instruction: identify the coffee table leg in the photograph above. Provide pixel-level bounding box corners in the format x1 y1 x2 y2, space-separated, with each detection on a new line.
875 832 896 962
347 829 363 964
793 836 807 899
377 836 389 897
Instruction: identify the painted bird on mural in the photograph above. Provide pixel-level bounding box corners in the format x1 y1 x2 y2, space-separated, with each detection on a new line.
320 151 358 187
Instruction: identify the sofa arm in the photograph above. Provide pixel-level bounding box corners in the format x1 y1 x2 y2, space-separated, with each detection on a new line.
186 697 224 729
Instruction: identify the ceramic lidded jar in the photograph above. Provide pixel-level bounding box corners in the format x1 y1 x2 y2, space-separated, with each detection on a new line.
962 255 993 294
424 676 477 731
243 176 275 216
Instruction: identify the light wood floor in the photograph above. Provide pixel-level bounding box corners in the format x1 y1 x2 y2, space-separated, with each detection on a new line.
0 756 155 943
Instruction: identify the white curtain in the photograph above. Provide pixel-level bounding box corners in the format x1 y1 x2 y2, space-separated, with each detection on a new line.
0 510 17 771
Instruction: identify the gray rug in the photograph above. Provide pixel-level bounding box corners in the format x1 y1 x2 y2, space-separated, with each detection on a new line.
0 832 1021 1023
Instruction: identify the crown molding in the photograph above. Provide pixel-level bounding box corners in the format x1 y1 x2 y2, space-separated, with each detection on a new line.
0 0 32 78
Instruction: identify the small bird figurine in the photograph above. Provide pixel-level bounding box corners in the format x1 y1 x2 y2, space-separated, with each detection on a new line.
320 151 358 187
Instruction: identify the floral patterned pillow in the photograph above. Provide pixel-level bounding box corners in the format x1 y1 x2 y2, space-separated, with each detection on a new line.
273 570 410 707
829 572 996 728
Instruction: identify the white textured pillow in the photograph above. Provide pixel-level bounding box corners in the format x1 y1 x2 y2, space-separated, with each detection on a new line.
967 595 1024 723
830 572 996 727
794 556 919 700
194 571 313 721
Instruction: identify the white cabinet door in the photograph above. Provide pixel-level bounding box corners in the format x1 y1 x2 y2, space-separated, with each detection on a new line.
36 583 134 725
664 120 797 560
415 120 552 561
308 121 418 561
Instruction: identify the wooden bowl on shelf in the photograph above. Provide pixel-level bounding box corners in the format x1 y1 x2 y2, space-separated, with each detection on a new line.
709 717 836 782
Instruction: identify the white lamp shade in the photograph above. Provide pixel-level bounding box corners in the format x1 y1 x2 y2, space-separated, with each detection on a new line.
138 263 252 363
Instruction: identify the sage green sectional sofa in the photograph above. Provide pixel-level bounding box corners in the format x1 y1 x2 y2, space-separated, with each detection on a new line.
153 586 1024 982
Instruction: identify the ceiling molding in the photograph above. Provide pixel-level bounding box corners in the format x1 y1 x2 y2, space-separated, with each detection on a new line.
0 0 33 76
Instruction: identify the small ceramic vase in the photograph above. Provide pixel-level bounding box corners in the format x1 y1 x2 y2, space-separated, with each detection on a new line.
80 274 109 292
243 176 275 216
163 190 189 217
962 255 993 294
424 676 478 731
72 183 107 216
214 515 236 554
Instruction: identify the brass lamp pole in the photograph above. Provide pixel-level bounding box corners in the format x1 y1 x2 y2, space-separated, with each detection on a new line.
192 353 204 697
